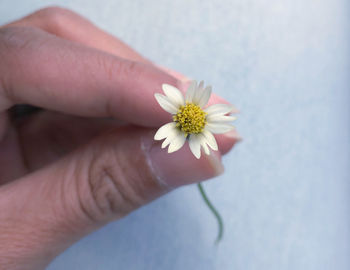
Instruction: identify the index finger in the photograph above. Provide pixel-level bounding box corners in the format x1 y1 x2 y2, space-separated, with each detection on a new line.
0 27 228 126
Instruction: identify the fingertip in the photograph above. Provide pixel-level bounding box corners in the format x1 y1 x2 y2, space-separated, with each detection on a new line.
155 65 234 109
215 129 242 155
146 138 224 188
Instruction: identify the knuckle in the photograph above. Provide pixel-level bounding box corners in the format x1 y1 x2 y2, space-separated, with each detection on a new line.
33 6 71 21
99 57 142 81
97 58 142 116
120 60 142 78
77 133 164 222
32 6 77 33
89 152 141 219
36 6 68 15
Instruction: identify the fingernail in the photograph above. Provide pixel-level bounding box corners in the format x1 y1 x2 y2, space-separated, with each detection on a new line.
145 140 224 188
223 129 243 142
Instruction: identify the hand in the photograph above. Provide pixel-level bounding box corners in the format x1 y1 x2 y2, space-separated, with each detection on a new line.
0 7 240 270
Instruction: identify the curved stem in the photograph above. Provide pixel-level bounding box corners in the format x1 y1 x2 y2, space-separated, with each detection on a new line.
197 182 224 244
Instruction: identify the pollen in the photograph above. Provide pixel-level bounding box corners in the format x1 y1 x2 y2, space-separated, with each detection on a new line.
173 102 207 135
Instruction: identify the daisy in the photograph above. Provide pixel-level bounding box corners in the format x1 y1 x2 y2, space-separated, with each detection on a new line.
154 80 236 159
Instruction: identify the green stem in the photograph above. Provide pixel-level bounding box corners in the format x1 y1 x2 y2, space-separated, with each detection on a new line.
197 182 224 244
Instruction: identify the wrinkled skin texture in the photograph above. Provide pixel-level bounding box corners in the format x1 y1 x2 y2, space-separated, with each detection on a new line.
0 7 240 270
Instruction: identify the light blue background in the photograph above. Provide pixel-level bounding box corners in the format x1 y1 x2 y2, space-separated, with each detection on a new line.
1 0 349 269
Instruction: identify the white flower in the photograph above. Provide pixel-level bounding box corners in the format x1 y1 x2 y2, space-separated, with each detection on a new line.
154 80 236 159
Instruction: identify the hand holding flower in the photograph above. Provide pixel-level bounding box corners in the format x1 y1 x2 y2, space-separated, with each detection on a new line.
0 7 240 269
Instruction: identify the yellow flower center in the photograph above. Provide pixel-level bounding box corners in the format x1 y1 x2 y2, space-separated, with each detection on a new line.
173 102 207 136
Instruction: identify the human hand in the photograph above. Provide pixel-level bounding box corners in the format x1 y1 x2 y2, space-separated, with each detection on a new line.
0 7 240 270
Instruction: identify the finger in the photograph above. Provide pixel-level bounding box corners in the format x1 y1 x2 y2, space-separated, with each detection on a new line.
216 129 242 155
3 6 148 63
0 26 182 126
157 65 239 110
16 111 124 171
15 111 241 173
0 26 235 128
0 126 224 269
2 7 232 109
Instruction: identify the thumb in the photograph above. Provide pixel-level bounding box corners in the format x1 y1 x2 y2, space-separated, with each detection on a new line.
0 126 223 269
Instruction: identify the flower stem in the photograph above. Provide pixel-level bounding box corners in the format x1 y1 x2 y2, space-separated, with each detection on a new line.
197 182 224 244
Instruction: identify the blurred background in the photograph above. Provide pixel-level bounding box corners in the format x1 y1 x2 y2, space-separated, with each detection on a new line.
1 0 349 269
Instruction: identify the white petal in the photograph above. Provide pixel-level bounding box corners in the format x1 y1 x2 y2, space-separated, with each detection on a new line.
197 86 212 107
162 84 185 107
161 126 180 148
205 122 235 134
189 135 201 159
197 133 210 155
198 80 204 90
168 132 186 153
192 82 203 105
202 141 210 155
202 130 218 151
204 104 236 115
162 137 171 148
154 94 179 114
154 122 177 140
185 80 197 103
206 114 237 123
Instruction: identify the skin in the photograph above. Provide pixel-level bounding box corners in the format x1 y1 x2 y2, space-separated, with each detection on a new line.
0 7 241 270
